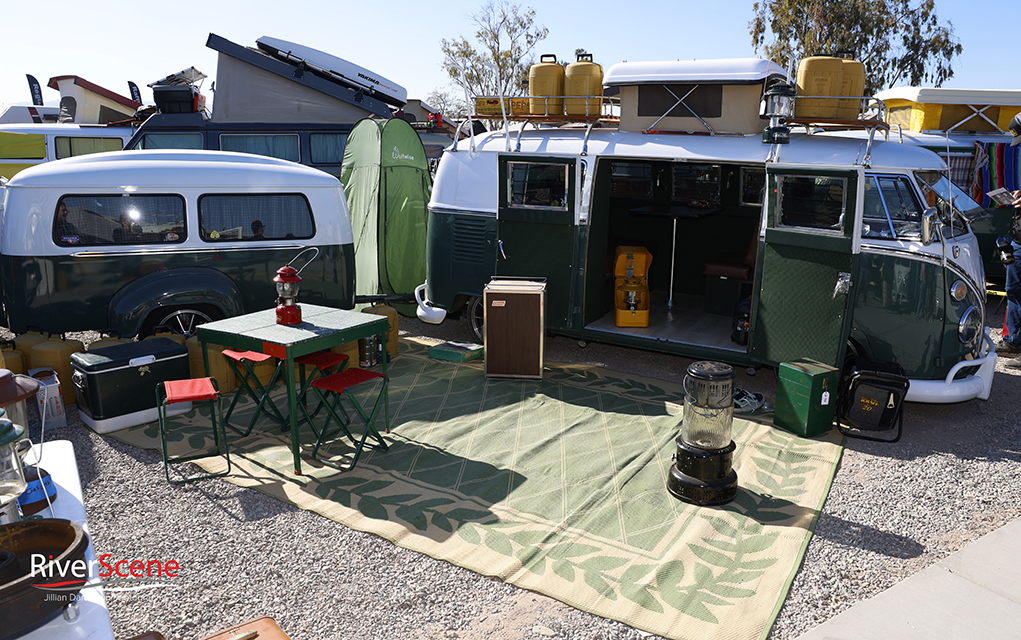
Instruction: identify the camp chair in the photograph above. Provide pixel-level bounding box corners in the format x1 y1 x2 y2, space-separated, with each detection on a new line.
157 377 230 485
221 350 285 437
294 350 349 431
308 368 390 471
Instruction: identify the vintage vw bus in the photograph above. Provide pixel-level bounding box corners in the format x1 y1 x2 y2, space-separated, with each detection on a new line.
0 149 354 337
416 58 995 404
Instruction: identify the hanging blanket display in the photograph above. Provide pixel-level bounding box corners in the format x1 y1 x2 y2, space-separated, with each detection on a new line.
971 141 1021 207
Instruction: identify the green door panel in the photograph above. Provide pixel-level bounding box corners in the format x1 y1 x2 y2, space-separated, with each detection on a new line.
496 156 577 331
750 166 862 367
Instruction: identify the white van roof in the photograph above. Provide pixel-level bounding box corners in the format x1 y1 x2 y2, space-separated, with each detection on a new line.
0 122 134 136
8 149 341 189
433 129 945 213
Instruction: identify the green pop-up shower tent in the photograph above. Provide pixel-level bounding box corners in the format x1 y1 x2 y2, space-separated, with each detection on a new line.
341 117 432 315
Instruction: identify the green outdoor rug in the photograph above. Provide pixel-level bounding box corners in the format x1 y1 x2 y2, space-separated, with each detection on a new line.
114 338 843 640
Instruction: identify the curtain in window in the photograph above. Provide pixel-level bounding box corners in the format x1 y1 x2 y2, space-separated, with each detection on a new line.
310 133 347 164
219 135 299 162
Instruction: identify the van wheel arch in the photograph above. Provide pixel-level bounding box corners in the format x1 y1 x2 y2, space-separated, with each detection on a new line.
108 267 244 337
140 304 224 339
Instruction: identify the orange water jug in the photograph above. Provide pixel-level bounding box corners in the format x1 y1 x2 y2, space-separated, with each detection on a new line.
185 336 237 394
835 53 865 120
14 328 48 370
0 341 24 375
565 53 603 117
88 331 133 351
795 56 843 119
529 54 565 116
143 328 187 347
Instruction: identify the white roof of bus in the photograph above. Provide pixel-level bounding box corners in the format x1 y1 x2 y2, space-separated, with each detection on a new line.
0 122 134 136
7 149 341 188
432 128 945 213
877 87 1021 106
604 58 787 86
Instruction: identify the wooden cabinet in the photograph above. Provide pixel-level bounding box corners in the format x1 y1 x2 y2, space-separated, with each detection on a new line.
484 279 546 379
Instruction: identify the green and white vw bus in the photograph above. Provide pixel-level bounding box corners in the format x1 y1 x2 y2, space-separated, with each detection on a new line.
0 149 355 337
416 58 994 403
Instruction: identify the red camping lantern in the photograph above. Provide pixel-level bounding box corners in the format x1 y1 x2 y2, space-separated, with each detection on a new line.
273 248 320 326
274 265 302 325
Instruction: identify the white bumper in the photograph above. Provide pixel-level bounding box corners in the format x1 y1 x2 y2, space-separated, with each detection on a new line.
415 282 447 324
905 329 995 403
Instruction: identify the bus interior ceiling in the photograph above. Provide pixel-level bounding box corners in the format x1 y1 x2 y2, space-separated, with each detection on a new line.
583 158 762 351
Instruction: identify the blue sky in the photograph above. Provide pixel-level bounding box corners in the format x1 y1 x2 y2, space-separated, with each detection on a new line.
0 0 1010 109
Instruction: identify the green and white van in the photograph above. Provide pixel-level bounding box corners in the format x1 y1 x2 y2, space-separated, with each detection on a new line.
415 58 995 404
0 149 355 337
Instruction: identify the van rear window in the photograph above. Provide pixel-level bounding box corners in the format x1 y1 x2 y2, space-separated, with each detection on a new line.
53 194 186 246
198 194 315 242
54 137 124 159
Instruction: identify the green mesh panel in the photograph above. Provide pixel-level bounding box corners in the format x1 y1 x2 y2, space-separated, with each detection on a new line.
751 241 852 366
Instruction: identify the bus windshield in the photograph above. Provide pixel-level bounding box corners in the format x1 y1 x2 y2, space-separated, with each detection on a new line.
915 170 991 230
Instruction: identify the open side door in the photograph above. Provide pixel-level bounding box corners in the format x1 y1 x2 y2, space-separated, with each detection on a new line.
749 165 862 367
495 156 578 330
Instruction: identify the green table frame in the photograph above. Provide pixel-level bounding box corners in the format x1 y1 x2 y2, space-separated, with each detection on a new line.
197 304 388 474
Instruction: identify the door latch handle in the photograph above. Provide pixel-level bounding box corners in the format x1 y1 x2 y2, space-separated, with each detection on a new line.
499 240 507 260
833 272 851 299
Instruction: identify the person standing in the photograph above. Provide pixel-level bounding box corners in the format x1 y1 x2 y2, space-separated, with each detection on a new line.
997 113 1021 362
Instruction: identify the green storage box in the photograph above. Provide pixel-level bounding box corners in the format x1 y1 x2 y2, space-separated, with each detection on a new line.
774 359 839 437
429 341 484 362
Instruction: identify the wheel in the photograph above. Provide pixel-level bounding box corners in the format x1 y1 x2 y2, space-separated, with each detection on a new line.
464 296 485 344
143 306 221 339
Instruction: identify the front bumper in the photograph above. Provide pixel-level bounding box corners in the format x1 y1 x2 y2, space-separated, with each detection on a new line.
905 329 995 403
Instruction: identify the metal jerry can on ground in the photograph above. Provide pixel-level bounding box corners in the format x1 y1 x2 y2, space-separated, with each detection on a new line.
361 304 399 360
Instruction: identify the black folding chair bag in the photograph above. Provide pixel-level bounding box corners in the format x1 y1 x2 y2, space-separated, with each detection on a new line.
835 357 910 443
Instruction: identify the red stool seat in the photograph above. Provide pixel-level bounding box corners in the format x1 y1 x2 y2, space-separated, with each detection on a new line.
312 368 385 394
222 349 274 363
164 377 218 403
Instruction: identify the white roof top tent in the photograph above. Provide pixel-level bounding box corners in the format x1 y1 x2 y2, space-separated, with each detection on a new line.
205 33 397 123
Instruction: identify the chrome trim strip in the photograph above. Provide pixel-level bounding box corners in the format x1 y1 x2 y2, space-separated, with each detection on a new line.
70 244 307 258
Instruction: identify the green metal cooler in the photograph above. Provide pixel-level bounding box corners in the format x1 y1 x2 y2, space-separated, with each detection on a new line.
774 359 839 437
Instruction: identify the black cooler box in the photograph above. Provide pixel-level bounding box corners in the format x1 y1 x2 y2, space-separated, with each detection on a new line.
71 338 191 433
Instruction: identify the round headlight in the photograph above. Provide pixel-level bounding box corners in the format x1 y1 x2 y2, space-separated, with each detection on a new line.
950 280 968 302
958 305 982 345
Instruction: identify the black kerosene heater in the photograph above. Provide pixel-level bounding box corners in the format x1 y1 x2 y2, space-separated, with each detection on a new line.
668 361 738 505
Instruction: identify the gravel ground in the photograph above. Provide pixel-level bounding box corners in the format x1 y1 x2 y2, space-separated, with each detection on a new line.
7 297 1021 640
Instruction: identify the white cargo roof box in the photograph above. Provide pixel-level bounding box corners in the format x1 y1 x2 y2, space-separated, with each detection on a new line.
256 36 407 107
604 58 787 86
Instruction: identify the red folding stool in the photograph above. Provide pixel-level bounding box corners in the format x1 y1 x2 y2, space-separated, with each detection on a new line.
221 349 285 436
309 368 389 471
294 351 349 430
157 377 231 485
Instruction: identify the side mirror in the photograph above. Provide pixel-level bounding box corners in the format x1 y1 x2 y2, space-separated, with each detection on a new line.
921 207 941 246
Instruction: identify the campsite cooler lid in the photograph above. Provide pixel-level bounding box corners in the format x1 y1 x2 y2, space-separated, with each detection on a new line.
70 338 187 374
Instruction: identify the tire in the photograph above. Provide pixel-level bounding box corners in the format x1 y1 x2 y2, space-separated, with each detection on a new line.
464 296 484 344
143 305 222 339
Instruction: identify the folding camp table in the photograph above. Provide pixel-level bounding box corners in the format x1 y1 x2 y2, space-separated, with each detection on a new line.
197 304 388 474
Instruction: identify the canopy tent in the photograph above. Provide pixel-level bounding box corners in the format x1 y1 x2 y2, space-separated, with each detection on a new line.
341 117 431 315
